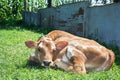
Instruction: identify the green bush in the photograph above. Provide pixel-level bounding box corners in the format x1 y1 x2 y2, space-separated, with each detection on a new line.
0 0 24 21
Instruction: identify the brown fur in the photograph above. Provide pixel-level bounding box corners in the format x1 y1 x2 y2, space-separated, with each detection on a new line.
25 30 115 74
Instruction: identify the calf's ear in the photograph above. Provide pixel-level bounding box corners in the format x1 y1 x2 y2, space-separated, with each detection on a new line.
56 41 68 51
25 40 38 48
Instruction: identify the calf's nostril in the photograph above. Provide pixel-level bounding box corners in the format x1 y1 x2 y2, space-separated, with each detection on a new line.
43 61 51 66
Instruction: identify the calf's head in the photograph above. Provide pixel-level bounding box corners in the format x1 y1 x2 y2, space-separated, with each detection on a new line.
25 37 68 67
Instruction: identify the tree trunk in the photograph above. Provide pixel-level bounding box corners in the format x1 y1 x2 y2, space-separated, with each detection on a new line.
47 0 52 8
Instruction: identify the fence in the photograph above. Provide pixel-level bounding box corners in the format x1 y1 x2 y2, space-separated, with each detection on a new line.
23 1 120 48
24 0 84 12
24 0 113 12
86 3 120 47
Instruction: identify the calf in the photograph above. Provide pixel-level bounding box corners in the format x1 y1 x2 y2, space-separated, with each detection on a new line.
51 40 115 74
25 30 115 74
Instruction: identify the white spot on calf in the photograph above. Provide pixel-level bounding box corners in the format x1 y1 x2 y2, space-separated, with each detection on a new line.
30 53 35 57
60 46 75 66
82 46 87 49
29 52 36 61
62 54 69 63
66 46 75 59
51 43 56 50
39 42 43 48
60 46 74 64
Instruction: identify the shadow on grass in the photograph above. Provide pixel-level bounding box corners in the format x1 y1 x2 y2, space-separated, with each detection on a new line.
23 60 59 71
0 19 53 35
23 60 44 69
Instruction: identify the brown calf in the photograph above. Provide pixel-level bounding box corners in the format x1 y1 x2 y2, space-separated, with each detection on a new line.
25 30 115 74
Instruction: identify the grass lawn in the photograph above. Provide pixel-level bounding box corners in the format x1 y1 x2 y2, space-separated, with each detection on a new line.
0 20 120 80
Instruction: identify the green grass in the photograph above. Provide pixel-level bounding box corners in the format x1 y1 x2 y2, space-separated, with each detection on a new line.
0 20 120 80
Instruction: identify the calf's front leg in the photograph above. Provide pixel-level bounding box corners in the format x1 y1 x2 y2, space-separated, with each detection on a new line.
68 56 86 74
52 56 86 74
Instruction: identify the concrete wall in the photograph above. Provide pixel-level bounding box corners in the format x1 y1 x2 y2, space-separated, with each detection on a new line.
23 2 120 48
86 3 120 47
22 11 40 26
38 2 89 36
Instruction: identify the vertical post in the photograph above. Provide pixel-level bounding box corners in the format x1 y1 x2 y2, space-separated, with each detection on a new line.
31 0 33 11
47 0 52 8
24 0 27 11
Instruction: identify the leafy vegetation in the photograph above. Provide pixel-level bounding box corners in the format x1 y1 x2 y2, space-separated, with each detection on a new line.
0 0 24 21
0 20 120 80
0 0 116 22
0 0 62 21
